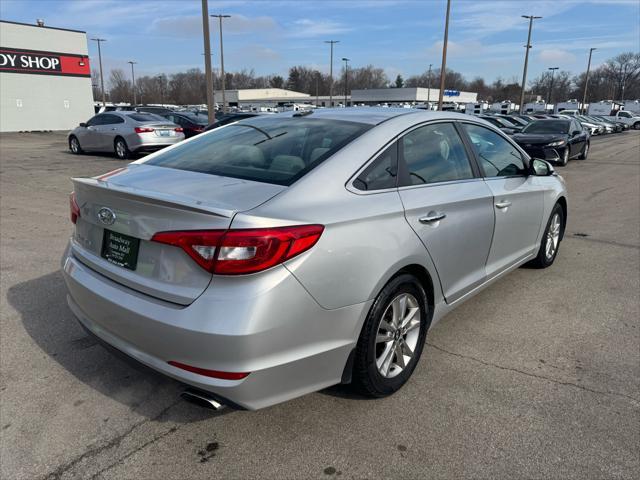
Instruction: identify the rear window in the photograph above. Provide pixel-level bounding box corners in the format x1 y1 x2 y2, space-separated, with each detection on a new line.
146 117 371 186
129 113 165 122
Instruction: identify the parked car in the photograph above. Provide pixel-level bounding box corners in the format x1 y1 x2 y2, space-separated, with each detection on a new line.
68 111 185 159
511 118 589 166
497 115 529 127
135 106 175 115
204 112 261 131
478 115 522 134
587 115 622 133
600 110 640 129
591 115 630 131
161 112 209 138
575 116 604 135
63 109 567 410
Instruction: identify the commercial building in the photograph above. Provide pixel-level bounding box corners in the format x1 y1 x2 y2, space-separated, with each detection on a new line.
351 87 477 106
0 20 94 132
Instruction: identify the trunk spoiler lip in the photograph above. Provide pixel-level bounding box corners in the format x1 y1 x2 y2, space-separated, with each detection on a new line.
71 176 233 218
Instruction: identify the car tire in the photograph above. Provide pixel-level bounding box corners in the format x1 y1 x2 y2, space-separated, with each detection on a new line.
352 273 430 397
558 147 569 166
69 136 83 155
528 203 564 269
114 137 131 160
633 122 640 130
577 141 589 160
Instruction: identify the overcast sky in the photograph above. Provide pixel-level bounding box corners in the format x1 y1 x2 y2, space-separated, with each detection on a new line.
3 0 639 82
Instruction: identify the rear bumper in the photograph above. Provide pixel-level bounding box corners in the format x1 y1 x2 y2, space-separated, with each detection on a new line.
127 134 184 152
61 244 369 410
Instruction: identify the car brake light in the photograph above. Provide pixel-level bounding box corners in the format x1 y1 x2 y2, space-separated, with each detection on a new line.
69 191 80 224
134 127 154 133
174 127 184 132
167 361 249 380
151 225 324 275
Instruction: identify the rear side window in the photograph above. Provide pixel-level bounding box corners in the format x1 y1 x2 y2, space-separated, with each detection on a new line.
146 117 370 186
101 114 124 124
462 124 526 177
353 142 397 191
399 123 474 186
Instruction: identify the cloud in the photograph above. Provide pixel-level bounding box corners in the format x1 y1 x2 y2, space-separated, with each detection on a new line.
287 19 353 38
537 49 577 64
148 14 278 38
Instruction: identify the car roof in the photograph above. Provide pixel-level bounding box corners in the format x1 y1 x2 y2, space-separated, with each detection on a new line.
273 107 471 126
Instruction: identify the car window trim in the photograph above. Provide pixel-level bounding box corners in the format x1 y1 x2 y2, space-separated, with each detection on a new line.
456 120 531 179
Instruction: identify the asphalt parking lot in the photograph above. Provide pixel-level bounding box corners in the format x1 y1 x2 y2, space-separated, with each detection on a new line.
1 130 638 479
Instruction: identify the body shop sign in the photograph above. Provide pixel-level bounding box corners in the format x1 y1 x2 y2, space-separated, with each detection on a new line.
0 47 90 77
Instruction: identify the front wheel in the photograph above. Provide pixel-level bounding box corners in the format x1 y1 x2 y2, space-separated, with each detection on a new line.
529 203 564 268
578 141 589 160
352 274 429 397
114 137 131 160
69 136 83 155
633 122 640 130
558 147 569 167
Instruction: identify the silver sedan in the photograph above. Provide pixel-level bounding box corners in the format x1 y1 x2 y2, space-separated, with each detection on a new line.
62 108 567 410
68 111 185 159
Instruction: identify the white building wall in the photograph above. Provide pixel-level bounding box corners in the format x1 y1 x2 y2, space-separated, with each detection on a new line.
0 21 94 132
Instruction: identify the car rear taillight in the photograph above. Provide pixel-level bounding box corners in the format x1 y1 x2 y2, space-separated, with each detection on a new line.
167 361 249 380
193 126 205 132
174 127 184 132
134 127 154 133
69 191 80 224
151 225 324 275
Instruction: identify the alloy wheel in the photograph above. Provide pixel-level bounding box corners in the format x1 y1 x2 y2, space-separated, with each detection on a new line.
375 293 421 378
70 138 79 153
116 141 126 158
545 213 561 260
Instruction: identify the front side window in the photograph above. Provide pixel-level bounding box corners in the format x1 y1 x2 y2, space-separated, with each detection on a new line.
462 124 527 177
146 117 371 186
399 123 474 186
619 111 631 118
102 114 124 125
86 115 101 126
353 142 397 191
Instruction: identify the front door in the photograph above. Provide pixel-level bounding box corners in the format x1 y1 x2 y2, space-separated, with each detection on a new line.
397 122 495 303
460 123 544 276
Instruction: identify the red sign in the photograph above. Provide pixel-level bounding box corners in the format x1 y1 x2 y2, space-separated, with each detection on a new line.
0 47 90 77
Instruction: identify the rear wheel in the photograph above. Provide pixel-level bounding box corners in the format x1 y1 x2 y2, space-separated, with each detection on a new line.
352 274 429 397
529 203 564 268
69 136 83 155
578 141 589 160
633 122 640 130
114 137 130 160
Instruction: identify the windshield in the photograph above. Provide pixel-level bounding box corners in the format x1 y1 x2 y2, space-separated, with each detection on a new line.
522 120 570 134
146 116 371 186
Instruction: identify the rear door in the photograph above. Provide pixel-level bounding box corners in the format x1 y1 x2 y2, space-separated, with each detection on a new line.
398 121 495 303
460 123 544 277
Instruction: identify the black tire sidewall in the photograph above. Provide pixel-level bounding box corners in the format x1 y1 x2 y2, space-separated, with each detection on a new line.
560 148 569 166
69 136 81 154
355 274 429 396
537 204 564 267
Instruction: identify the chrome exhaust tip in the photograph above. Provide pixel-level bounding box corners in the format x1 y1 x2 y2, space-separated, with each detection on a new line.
181 388 224 410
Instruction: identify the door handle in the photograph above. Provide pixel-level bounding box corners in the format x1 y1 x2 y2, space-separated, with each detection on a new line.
419 212 446 223
111 128 117 131
495 201 512 209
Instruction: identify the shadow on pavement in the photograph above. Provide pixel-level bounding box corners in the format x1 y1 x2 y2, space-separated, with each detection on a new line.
6 270 228 422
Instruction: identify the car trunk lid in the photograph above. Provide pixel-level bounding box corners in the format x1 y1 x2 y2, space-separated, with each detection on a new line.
70 164 285 305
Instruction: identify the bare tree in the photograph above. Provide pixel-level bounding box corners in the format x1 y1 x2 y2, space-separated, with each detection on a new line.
108 69 131 103
602 52 640 100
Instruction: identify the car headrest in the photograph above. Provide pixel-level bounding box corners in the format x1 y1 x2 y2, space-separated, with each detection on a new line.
270 155 306 174
229 145 265 168
310 147 330 163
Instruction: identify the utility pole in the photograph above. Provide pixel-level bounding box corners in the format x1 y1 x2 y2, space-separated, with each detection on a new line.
342 57 350 107
519 15 542 113
581 48 596 114
90 38 106 106
315 72 320 107
211 14 231 114
325 40 339 107
157 76 164 106
201 0 215 123
547 66 558 105
127 61 137 105
437 0 451 111
427 63 433 106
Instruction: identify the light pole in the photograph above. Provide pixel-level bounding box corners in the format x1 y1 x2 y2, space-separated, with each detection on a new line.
156 75 164 106
437 0 451 111
127 61 137 105
201 0 215 123
211 14 230 114
427 63 433 106
315 71 320 107
547 66 558 105
325 40 339 107
581 47 596 113
518 15 542 113
342 57 350 107
90 38 106 106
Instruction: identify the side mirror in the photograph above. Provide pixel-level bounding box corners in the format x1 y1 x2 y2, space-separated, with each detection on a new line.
530 158 555 176
572 130 581 136
79 122 87 127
